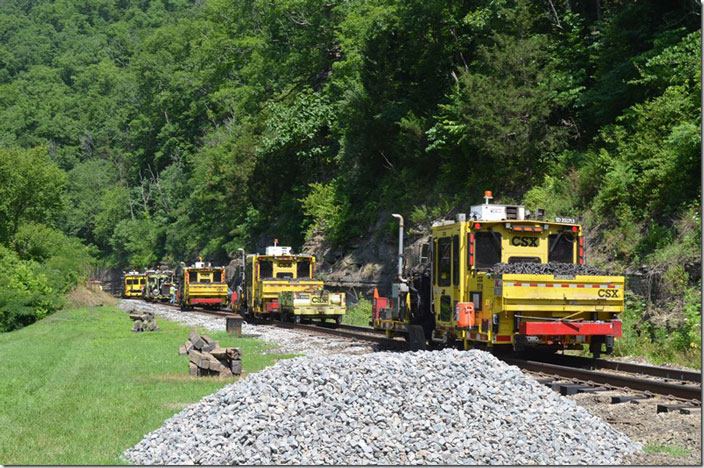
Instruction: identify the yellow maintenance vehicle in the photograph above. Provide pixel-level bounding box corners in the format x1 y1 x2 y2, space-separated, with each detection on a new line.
372 191 625 357
234 242 346 324
122 271 145 298
177 260 228 310
142 269 175 302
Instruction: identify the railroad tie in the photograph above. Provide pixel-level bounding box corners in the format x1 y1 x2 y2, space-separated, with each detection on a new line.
558 384 607 396
656 403 699 414
611 395 651 404
181 331 242 377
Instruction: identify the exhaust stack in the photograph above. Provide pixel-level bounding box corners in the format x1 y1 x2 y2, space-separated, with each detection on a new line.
237 248 246 283
392 214 404 281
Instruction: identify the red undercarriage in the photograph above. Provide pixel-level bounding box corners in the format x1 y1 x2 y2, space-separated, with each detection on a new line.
191 298 223 305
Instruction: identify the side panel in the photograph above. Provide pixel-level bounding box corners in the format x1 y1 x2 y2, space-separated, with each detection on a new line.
431 223 467 335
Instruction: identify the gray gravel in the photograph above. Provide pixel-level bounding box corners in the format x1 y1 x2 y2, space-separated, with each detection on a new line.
123 349 640 465
120 299 375 357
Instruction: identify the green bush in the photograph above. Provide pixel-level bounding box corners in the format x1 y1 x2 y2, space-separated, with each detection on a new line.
522 172 580 219
343 297 373 327
299 181 345 241
14 223 95 294
0 247 63 332
615 290 701 369
409 200 454 226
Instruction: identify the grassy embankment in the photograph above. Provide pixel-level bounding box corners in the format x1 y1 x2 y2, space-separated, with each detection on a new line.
0 305 289 465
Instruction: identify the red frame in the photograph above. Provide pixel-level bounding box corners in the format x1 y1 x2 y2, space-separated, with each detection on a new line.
519 320 622 337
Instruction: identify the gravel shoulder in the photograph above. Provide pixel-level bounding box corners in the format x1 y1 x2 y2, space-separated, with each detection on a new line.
120 299 377 357
567 391 701 465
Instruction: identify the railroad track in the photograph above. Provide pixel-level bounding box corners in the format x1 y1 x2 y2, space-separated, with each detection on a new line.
124 299 702 401
229 311 703 401
149 301 401 347
526 352 701 383
502 357 702 402
245 316 404 348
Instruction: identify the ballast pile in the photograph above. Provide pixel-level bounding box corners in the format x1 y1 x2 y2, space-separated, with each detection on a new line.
488 262 611 276
123 349 640 465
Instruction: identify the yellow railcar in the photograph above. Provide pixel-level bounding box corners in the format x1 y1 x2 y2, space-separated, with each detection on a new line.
177 261 228 310
373 191 625 357
123 271 145 298
234 243 345 324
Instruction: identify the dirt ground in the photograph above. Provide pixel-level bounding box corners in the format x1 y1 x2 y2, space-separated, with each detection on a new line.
567 391 701 465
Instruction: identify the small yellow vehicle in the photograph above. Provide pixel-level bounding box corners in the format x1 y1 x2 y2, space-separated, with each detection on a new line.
279 289 347 325
177 261 228 310
122 271 145 298
373 191 625 357
234 242 346 324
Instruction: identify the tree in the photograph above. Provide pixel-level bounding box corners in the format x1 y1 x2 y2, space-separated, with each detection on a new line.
0 146 67 244
427 0 581 195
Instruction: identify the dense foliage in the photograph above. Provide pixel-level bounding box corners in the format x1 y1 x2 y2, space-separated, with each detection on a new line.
0 147 95 331
0 0 700 334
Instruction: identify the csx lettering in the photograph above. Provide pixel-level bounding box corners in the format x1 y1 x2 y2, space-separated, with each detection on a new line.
511 236 538 247
311 297 327 304
598 289 619 298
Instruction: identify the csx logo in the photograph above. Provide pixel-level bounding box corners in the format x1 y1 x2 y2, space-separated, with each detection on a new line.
311 297 327 304
511 236 538 247
598 289 619 298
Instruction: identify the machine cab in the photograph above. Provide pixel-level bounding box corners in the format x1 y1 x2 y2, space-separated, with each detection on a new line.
431 191 584 331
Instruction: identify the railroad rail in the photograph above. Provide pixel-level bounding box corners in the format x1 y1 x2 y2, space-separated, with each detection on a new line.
246 316 405 348
502 357 702 402
526 353 701 383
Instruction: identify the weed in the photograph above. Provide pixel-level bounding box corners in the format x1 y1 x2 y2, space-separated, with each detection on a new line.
643 444 690 456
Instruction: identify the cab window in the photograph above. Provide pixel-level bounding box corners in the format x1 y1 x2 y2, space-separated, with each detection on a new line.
475 232 501 268
213 270 222 282
188 271 198 283
259 260 273 278
452 235 459 286
297 260 311 279
548 233 575 263
437 237 451 286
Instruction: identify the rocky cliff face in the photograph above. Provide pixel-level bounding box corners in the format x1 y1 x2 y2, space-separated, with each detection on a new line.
301 214 429 299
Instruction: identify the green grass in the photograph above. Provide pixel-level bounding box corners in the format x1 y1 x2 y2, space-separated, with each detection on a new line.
343 297 372 327
643 444 690 456
0 306 289 465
